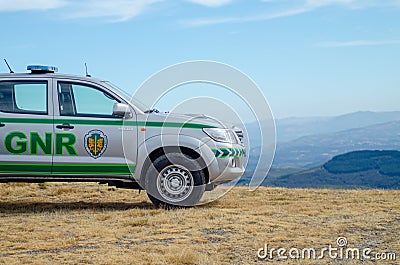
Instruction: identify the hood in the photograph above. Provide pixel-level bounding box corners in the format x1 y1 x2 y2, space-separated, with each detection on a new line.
143 112 232 129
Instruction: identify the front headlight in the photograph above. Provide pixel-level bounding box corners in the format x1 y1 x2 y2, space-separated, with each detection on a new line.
203 128 237 143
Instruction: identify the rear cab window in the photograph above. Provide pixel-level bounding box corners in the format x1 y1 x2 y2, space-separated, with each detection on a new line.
0 81 48 115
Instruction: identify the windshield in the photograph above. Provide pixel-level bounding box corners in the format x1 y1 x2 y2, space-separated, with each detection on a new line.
101 81 150 113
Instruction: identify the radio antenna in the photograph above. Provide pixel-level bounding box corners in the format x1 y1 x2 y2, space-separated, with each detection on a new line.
4 59 14 73
85 63 91 77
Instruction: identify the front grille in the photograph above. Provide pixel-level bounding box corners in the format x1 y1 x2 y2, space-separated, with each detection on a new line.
235 129 244 143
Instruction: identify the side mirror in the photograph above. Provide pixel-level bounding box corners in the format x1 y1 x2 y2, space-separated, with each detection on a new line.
113 103 131 117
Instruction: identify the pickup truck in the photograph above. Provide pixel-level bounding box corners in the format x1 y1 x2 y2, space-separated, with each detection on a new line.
0 65 245 207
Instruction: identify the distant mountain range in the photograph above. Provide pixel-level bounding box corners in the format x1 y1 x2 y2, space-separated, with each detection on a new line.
244 111 400 170
273 120 400 168
275 111 400 142
240 111 400 188
264 150 400 189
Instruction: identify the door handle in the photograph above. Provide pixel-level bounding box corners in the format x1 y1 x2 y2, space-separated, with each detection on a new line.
56 123 74 130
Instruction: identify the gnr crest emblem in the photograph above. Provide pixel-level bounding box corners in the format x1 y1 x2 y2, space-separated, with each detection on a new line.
84 129 108 159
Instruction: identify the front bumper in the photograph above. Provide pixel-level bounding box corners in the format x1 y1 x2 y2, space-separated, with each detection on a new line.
211 158 245 184
196 141 246 185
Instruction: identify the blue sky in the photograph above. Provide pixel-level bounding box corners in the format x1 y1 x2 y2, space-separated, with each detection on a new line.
1 0 400 119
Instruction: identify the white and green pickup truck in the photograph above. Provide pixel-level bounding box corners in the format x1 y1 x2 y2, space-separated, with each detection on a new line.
0 65 245 207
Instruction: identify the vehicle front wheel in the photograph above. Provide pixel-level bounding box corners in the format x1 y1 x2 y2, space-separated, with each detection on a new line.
145 153 205 208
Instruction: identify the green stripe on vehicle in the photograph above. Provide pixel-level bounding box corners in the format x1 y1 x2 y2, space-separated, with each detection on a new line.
212 148 246 158
0 118 51 125
52 163 135 174
0 163 136 175
135 121 215 129
0 163 51 173
0 117 215 129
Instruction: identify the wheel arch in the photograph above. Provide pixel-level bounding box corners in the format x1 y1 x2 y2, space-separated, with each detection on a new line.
135 135 212 188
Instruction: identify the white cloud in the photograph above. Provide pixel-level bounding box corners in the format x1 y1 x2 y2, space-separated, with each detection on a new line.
0 0 161 22
186 0 232 7
304 0 391 9
318 40 400 47
0 0 67 11
186 6 310 26
186 0 400 26
0 0 398 24
64 0 161 22
306 0 356 8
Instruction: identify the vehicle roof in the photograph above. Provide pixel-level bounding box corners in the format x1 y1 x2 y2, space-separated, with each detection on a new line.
0 72 106 83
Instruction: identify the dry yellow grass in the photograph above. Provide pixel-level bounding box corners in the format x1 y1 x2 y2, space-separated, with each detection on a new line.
0 183 399 264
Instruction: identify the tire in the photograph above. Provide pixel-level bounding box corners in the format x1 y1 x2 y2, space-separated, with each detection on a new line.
145 153 205 208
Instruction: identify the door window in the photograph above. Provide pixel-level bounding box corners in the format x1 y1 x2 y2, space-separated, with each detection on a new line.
0 81 47 114
58 82 119 118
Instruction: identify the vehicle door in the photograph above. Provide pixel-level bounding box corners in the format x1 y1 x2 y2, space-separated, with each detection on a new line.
0 78 53 175
52 79 137 178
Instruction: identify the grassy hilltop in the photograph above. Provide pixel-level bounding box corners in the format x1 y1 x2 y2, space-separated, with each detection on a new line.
0 183 399 264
